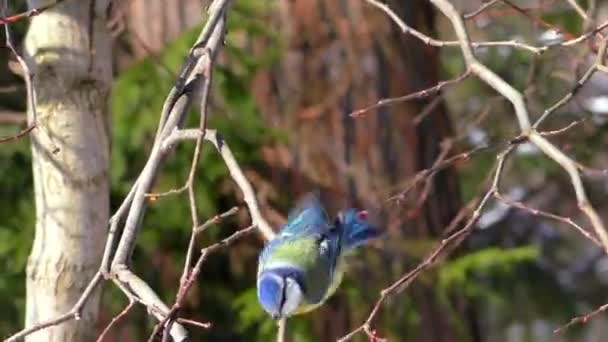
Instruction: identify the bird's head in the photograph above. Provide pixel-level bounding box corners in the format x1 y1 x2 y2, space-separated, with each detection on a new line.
337 208 379 249
257 268 304 319
338 208 370 226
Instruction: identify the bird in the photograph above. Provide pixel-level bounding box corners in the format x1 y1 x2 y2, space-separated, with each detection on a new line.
256 194 379 319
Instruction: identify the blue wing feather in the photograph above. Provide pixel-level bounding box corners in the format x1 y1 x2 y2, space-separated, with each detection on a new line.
260 195 326 266
282 193 330 237
259 194 342 283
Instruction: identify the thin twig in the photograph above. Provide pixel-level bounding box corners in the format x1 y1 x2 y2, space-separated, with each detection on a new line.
539 119 585 137
350 71 471 117
0 0 64 24
0 124 36 143
387 144 489 203
5 273 104 342
430 0 608 255
554 302 608 334
363 0 543 54
499 0 575 40
163 128 276 240
365 0 608 56
494 192 602 247
1 2 41 146
148 224 257 341
463 0 501 19
182 206 239 286
95 301 136 342
4 1 260 341
176 318 211 329
533 38 608 128
339 146 515 341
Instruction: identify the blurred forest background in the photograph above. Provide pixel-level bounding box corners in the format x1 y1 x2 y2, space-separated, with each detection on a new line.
3 0 608 341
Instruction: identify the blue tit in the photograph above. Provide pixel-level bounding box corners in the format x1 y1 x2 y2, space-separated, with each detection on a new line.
257 195 379 319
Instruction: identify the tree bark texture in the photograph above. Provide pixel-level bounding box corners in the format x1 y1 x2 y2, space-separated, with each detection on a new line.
251 1 480 341
24 1 112 341
125 0 204 57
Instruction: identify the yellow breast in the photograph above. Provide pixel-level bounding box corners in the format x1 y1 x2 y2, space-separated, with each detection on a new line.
294 257 346 315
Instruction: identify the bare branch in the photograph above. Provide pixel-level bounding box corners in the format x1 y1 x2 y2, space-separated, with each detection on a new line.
5 273 104 342
149 224 257 341
534 37 608 128
0 0 65 24
365 0 608 55
363 0 544 54
95 301 136 342
3 0 273 340
554 302 608 334
183 206 239 285
163 128 276 240
564 0 590 22
429 0 608 254
350 71 471 117
494 191 602 247
463 0 500 19
539 119 585 137
339 145 516 341
8 0 607 340
0 124 36 144
0 2 39 146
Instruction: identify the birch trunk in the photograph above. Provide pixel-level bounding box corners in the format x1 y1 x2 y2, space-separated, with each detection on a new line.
24 0 112 341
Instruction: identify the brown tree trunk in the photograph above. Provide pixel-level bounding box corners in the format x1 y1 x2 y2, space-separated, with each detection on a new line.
124 0 204 58
24 1 112 341
251 1 480 341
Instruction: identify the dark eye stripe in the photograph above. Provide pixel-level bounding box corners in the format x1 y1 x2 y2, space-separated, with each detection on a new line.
279 277 287 316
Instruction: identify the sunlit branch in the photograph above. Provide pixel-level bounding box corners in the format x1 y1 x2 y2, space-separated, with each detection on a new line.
564 0 590 22
339 145 516 341
149 223 256 341
363 0 608 55
3 0 276 341
429 0 608 255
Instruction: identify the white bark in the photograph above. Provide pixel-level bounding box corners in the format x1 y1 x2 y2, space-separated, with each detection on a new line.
24 0 112 341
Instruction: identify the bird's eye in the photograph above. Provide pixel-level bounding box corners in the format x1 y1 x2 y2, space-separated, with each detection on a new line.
356 210 368 220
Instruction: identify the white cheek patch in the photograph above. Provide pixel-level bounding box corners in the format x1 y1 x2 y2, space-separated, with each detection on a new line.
281 277 303 316
319 239 329 252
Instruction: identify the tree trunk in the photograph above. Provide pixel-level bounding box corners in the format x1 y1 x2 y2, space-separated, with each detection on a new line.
24 1 112 341
251 1 480 341
124 0 204 58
